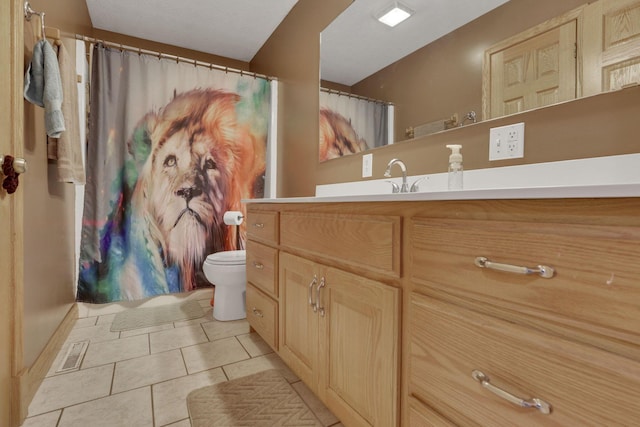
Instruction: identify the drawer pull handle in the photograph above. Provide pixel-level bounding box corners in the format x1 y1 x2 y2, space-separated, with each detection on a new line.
475 257 554 279
252 307 264 318
472 370 551 415
253 223 265 228
316 277 326 317
253 261 264 270
309 275 318 311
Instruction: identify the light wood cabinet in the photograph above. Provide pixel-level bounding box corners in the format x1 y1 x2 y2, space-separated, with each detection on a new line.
245 208 279 351
246 198 640 426
279 250 400 427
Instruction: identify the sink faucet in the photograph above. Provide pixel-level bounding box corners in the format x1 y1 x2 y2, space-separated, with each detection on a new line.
384 158 409 193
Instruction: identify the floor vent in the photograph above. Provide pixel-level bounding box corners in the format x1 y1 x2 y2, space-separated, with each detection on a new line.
56 340 89 373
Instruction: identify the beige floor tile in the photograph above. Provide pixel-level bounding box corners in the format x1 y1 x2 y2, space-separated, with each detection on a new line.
150 324 208 354
120 322 175 338
64 323 119 345
84 302 130 317
57 387 153 427
181 336 249 374
82 334 149 369
112 349 186 393
223 352 298 383
28 364 113 416
173 308 213 328
19 410 61 427
152 368 227 426
163 419 191 427
197 298 213 309
292 380 340 426
73 317 97 329
200 318 250 341
236 332 274 357
95 313 116 325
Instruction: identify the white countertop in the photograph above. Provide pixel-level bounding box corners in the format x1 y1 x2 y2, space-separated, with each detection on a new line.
245 183 640 204
246 154 640 204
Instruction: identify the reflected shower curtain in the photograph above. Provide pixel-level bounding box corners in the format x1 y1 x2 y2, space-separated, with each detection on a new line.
78 44 271 303
319 90 390 161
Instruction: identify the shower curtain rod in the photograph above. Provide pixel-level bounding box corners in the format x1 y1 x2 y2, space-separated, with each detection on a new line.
320 87 392 106
73 34 274 81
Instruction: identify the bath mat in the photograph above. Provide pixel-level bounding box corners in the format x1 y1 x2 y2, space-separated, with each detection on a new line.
187 369 322 426
110 300 205 331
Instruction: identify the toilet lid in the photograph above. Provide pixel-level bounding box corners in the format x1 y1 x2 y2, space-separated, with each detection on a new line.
205 250 246 266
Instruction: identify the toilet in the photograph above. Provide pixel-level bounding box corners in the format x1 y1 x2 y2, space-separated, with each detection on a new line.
202 250 247 321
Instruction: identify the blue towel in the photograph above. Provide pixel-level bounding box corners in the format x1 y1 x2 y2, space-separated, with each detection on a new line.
24 39 66 138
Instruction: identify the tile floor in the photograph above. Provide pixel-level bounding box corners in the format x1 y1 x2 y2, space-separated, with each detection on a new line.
21 289 343 427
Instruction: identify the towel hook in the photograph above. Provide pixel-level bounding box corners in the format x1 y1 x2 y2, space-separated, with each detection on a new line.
24 1 46 41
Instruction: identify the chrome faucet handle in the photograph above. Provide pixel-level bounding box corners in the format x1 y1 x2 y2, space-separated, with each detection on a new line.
410 177 427 192
385 181 400 193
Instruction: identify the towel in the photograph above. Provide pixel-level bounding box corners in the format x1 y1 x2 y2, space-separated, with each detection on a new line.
48 38 86 184
24 39 66 138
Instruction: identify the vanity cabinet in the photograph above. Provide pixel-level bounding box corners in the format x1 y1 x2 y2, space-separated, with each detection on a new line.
278 209 402 427
246 198 640 426
407 201 640 426
245 210 279 351
279 252 400 427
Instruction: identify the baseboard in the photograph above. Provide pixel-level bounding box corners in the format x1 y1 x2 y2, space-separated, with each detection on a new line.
16 303 78 423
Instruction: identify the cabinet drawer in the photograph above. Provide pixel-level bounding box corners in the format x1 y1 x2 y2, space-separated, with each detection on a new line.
410 218 640 346
246 283 277 351
281 212 401 277
409 294 640 426
246 211 279 244
408 397 456 427
246 240 278 297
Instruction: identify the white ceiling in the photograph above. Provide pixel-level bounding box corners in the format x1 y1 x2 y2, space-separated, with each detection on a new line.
85 0 300 62
321 0 510 86
85 0 509 85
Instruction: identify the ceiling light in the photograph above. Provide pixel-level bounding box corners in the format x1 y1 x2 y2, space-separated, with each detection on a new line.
376 2 413 27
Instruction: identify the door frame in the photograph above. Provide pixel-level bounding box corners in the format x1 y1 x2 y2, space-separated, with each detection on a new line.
1 0 25 426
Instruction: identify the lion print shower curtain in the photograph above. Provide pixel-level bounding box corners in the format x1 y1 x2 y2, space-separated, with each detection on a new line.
319 90 390 162
78 44 271 303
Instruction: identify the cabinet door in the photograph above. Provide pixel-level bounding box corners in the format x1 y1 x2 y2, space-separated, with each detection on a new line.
319 266 400 427
278 252 319 389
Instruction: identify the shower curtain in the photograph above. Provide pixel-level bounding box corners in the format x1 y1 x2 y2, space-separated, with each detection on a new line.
78 44 272 303
319 90 390 161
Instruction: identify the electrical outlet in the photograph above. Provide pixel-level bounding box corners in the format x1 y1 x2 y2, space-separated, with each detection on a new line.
362 153 373 177
489 122 525 160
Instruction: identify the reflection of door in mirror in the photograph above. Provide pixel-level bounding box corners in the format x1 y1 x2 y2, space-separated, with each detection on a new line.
484 0 640 119
483 8 580 120
583 0 640 96
318 89 394 162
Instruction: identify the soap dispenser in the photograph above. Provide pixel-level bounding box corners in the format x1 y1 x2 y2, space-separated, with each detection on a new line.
446 144 463 190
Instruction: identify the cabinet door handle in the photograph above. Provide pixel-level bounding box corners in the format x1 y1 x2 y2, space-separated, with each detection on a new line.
252 261 264 270
475 256 555 279
308 275 318 311
472 370 551 414
253 222 265 228
316 277 326 317
252 307 263 318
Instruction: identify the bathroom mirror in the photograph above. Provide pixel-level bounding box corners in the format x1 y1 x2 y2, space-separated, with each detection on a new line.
319 0 640 161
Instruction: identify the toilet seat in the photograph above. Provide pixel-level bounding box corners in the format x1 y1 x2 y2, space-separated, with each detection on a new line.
204 250 246 266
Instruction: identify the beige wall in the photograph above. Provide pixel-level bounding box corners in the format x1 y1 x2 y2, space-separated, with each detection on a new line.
251 0 353 197
353 0 589 142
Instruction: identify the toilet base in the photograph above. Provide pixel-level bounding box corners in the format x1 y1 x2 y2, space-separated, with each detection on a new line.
212 285 246 321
